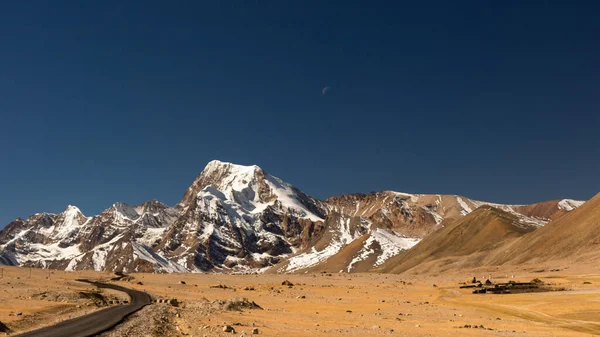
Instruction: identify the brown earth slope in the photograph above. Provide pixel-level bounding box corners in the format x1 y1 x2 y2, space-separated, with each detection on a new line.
379 192 599 275
493 192 600 265
378 205 536 274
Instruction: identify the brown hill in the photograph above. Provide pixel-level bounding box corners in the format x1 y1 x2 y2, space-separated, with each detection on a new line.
509 200 577 222
378 205 536 274
494 192 600 265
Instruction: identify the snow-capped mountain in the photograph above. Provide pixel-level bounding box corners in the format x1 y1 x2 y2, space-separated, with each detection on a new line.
0 160 587 274
155 161 329 272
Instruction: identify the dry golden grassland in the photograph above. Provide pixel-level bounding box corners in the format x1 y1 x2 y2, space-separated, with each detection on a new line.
1 265 600 336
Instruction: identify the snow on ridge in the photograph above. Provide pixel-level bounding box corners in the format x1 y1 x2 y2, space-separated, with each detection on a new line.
132 242 188 273
284 216 419 273
388 191 418 203
203 161 261 202
284 215 360 272
65 205 84 215
347 237 375 272
203 160 260 175
371 229 420 266
196 161 324 222
558 199 585 211
346 229 420 272
456 197 473 216
264 174 324 222
40 205 90 240
285 244 342 273
112 202 142 221
9 240 81 266
421 206 443 224
138 227 168 246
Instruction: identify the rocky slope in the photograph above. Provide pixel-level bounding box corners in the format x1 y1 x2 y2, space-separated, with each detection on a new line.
377 193 599 275
0 160 587 274
0 201 184 272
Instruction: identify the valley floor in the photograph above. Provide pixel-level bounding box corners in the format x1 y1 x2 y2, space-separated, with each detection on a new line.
1 265 600 336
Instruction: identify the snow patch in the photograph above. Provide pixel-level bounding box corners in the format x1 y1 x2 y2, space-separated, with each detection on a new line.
285 244 342 273
456 197 473 216
138 227 168 246
264 175 324 222
346 229 420 272
558 199 585 211
132 243 188 273
347 237 375 272
371 229 420 266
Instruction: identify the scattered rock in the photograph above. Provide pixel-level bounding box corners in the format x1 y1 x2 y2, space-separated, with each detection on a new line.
296 295 306 299
223 325 236 333
458 324 492 330
211 284 229 289
180 281 186 285
252 328 259 334
346 310 352 313
281 280 294 286
16 312 22 316
584 281 592 284
213 298 263 311
243 287 255 291
136 281 143 285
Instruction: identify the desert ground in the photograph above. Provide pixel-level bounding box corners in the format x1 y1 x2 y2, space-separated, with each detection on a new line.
1 264 600 337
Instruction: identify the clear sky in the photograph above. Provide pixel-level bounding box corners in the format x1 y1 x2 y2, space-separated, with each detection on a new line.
1 1 599 227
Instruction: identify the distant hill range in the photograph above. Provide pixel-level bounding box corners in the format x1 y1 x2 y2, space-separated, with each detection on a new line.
0 160 591 274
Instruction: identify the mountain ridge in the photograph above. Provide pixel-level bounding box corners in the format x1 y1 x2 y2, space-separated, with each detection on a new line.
0 160 588 274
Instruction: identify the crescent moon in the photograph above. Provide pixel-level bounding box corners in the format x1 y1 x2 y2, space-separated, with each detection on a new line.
322 86 330 95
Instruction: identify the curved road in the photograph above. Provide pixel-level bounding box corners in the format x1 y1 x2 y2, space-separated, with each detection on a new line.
15 280 152 337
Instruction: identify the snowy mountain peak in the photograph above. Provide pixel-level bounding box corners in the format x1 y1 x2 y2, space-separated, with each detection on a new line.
558 199 585 211
179 161 264 209
64 205 84 215
39 204 90 240
203 160 261 175
190 160 325 221
200 161 265 203
111 202 141 221
178 160 326 222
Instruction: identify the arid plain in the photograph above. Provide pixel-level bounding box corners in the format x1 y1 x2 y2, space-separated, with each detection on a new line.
1 263 600 337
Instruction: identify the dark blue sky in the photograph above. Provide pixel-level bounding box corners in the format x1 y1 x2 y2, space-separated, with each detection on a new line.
1 1 599 226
